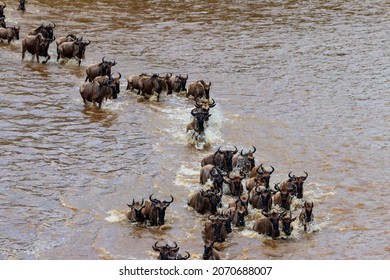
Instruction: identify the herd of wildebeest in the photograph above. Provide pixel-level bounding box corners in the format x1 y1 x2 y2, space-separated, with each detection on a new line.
1 2 317 260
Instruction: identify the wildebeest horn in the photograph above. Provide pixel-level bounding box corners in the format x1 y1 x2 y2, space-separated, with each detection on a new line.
152 241 162 251
288 171 294 179
181 251 191 260
149 193 159 203
190 108 198 117
195 100 203 108
274 182 281 191
256 165 263 175
261 209 270 217
303 171 308 179
255 186 263 194
163 195 174 204
269 165 275 174
84 39 91 45
208 214 216 221
102 56 106 63
240 149 244 157
209 98 216 108
51 22 56 28
127 198 135 208
249 146 256 154
113 59 117 66
232 146 238 154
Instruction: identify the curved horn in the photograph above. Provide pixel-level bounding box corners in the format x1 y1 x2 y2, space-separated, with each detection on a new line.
102 56 106 63
195 100 203 108
208 214 216 221
261 209 270 217
303 171 308 180
288 171 294 179
256 165 263 175
269 165 275 174
152 241 162 251
255 185 262 194
84 39 91 45
51 22 56 28
240 149 244 157
209 98 216 108
140 198 144 207
232 146 238 154
190 108 198 117
250 146 256 154
167 241 178 250
149 193 158 203
163 195 174 204
274 182 281 191
181 251 191 260
113 59 117 66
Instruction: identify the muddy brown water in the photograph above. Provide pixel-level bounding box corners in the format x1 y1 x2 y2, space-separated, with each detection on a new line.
0 0 389 260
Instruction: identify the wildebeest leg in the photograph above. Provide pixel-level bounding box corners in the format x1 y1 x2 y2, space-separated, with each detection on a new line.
36 54 40 63
78 58 81 66
42 55 50 64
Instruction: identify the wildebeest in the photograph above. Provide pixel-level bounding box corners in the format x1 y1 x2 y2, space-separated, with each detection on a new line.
0 16 5 28
144 194 174 226
22 33 55 64
253 209 286 239
199 165 226 191
249 185 275 212
56 34 78 47
85 57 117 82
0 2 6 18
93 72 121 99
79 77 116 108
226 203 246 227
29 22 56 39
194 98 216 122
203 214 229 243
125 198 146 223
169 74 188 93
280 211 296 236
288 171 309 199
202 239 220 260
138 73 172 101
0 25 19 43
299 200 314 232
186 80 212 101
273 181 295 210
186 108 211 134
224 171 245 197
126 73 148 92
188 188 222 215
17 0 27 12
232 146 256 176
228 195 249 216
152 241 190 260
201 146 238 174
57 39 91 66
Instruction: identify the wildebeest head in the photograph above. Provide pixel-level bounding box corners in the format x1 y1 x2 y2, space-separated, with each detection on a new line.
288 171 308 199
203 239 217 260
200 188 222 214
255 186 274 212
226 171 245 197
0 16 5 28
195 98 216 122
152 241 180 260
199 80 212 99
109 72 121 99
149 194 174 226
280 211 296 236
127 198 145 222
274 182 294 210
11 25 20 40
302 201 314 223
209 166 226 191
179 74 188 92
262 209 285 239
208 214 228 242
31 22 56 39
163 73 173 95
38 35 55 58
255 164 275 188
217 146 238 172
191 109 211 134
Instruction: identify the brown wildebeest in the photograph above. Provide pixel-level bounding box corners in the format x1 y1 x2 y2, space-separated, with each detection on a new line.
85 57 117 82
56 34 78 47
299 200 314 232
232 146 256 177
125 198 146 223
79 77 116 108
169 74 188 93
126 73 149 92
152 241 190 260
203 214 229 243
202 239 220 260
57 39 91 66
22 33 55 64
253 209 286 239
188 188 222 215
0 25 19 43
138 74 172 101
280 211 297 236
287 171 309 199
144 194 174 226
224 171 245 197
186 80 212 101
249 185 275 212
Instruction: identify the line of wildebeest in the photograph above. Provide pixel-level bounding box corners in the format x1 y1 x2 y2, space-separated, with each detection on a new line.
1 2 316 260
